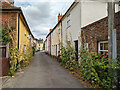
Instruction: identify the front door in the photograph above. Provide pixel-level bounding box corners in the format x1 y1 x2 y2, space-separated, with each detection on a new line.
74 40 78 61
56 45 57 56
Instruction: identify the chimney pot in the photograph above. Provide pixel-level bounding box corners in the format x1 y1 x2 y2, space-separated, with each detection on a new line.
58 13 62 22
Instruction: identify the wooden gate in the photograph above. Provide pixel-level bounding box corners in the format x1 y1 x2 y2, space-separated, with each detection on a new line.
0 43 9 77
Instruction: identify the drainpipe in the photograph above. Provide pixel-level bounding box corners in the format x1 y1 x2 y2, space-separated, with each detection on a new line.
18 12 20 49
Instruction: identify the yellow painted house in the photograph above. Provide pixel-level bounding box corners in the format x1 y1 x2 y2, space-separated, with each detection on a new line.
36 39 43 51
1 1 35 60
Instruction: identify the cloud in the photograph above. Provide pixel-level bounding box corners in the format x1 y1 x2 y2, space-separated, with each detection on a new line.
14 0 74 40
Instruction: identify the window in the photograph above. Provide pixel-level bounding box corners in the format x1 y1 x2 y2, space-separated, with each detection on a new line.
58 25 60 34
29 35 31 40
59 45 60 51
0 47 6 58
67 14 71 28
84 43 88 49
98 41 108 54
25 27 26 35
27 31 29 38
24 45 26 54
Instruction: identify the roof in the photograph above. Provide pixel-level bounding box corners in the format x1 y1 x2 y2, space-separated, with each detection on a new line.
0 1 20 9
46 0 120 38
0 2 35 39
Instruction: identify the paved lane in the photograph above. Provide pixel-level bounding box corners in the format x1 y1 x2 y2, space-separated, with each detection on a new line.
3 52 84 88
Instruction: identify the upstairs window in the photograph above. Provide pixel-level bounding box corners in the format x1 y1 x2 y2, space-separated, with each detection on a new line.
25 27 26 35
29 35 31 40
27 31 29 38
98 41 108 54
58 25 60 34
67 14 71 28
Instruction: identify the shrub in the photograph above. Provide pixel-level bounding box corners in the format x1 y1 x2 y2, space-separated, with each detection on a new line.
79 46 120 88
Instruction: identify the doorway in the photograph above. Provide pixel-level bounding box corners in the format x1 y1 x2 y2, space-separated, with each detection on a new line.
74 40 78 61
56 45 57 56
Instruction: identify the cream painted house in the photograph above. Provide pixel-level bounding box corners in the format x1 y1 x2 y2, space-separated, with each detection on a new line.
61 0 119 61
51 14 62 56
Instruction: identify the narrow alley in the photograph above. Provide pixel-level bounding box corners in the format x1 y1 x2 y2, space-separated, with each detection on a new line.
3 52 84 88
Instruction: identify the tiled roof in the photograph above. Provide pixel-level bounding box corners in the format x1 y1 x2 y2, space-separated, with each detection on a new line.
0 1 20 9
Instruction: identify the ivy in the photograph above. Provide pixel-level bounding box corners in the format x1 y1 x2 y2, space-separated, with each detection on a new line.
0 24 12 43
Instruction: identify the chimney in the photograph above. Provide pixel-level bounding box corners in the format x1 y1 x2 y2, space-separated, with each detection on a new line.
50 29 52 32
58 13 62 22
4 0 14 6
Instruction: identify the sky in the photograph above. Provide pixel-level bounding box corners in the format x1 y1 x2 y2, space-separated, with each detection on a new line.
14 0 74 40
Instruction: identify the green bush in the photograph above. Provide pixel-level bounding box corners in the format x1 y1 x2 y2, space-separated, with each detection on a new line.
60 43 120 88
79 46 120 88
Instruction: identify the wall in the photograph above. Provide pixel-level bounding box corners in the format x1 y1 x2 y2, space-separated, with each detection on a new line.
40 43 43 51
47 34 51 55
51 22 62 56
19 16 31 58
62 2 81 49
81 11 120 57
81 1 119 28
0 12 17 29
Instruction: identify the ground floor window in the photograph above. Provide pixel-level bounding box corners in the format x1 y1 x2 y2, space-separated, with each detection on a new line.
98 41 108 54
84 43 88 49
24 45 26 54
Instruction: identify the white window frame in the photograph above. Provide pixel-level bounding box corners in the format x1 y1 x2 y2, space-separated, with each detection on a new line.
98 41 108 53
25 27 26 35
84 43 88 49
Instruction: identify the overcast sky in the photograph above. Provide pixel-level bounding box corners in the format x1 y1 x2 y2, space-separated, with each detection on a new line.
14 0 74 40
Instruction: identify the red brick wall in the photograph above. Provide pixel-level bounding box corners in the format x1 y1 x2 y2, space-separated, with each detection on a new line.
0 12 17 29
81 11 120 57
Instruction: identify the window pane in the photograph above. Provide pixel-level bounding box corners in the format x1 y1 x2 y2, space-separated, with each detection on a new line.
0 47 6 58
104 43 108 50
100 43 103 50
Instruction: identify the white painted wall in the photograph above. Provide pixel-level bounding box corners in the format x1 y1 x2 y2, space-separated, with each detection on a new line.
62 1 119 48
47 38 49 52
81 1 119 28
81 1 107 28
62 2 81 48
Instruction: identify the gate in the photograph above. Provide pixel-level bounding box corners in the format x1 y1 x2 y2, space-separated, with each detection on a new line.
0 43 9 77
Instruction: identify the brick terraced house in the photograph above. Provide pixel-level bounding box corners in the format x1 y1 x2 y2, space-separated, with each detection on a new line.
0 0 36 76
81 11 120 57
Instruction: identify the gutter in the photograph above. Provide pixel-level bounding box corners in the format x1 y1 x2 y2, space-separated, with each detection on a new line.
18 11 20 49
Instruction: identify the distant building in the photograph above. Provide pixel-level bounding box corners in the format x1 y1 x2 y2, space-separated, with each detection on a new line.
37 38 43 51
46 29 52 55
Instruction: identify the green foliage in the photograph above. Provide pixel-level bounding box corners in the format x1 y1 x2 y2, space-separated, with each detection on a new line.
21 45 33 68
79 46 120 88
8 47 20 76
60 36 120 88
0 24 12 42
60 41 78 72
